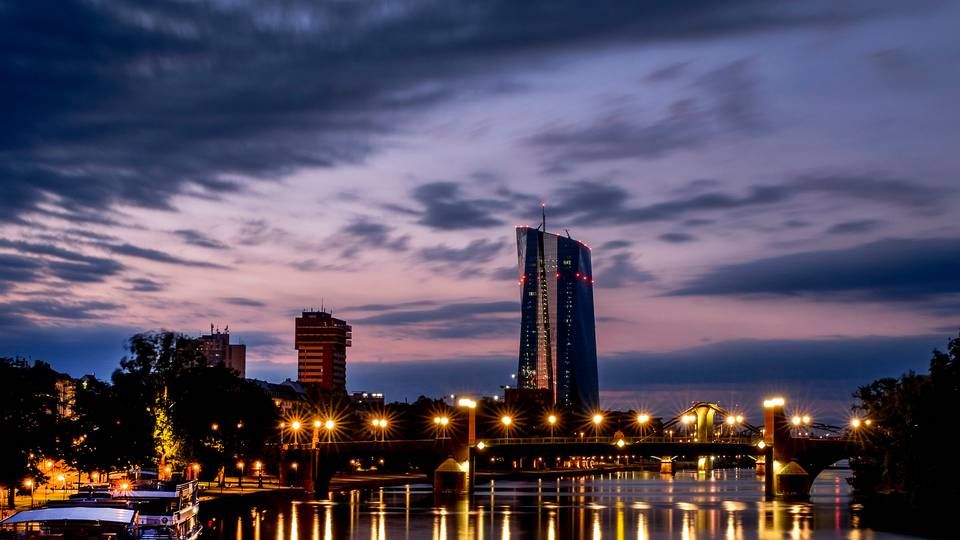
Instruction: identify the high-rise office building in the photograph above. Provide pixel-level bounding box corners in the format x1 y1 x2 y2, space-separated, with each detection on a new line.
516 224 599 409
198 325 246 378
295 310 351 392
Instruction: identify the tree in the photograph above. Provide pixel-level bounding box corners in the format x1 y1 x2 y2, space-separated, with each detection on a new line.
850 332 960 509
0 359 67 508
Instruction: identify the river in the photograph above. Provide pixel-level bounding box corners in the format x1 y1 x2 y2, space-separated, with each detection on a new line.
201 468 926 539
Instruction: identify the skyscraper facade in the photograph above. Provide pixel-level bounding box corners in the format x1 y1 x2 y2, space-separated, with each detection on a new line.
295 310 351 392
516 226 599 409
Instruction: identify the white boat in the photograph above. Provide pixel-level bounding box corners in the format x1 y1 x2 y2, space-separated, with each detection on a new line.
0 506 139 540
106 479 201 540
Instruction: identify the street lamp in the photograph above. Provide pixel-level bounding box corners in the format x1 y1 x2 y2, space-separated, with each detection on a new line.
850 418 862 429
433 416 450 439
458 399 478 446
372 418 388 442
254 461 263 488
236 461 244 490
592 414 604 440
547 414 557 438
501 415 513 440
24 479 34 508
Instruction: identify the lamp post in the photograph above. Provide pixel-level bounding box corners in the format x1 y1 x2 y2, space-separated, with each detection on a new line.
24 479 34 508
433 416 449 440
236 461 244 491
255 461 263 488
458 398 477 446
592 414 604 441
501 415 513 441
547 414 557 439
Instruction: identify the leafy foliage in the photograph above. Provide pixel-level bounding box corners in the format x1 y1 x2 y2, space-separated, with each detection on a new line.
850 332 960 508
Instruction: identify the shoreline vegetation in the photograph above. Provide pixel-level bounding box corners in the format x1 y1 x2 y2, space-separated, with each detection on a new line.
848 331 959 535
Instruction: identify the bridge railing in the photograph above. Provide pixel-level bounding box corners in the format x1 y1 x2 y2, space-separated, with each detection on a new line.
476 436 759 446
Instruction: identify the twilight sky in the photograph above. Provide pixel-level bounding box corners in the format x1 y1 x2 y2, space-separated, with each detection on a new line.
2 0 959 420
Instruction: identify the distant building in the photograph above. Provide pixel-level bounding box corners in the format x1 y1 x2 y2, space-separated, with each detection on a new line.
198 325 246 377
295 310 351 392
516 222 599 410
252 379 308 414
54 374 76 419
350 391 385 409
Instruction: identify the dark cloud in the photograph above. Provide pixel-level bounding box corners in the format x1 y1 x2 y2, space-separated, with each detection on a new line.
596 253 656 289
174 229 228 250
529 99 710 163
344 301 438 313
354 300 517 339
0 254 42 293
125 277 165 293
600 240 632 250
222 297 266 308
658 232 698 243
339 217 410 255
3 299 121 321
419 239 505 264
644 61 691 82
825 219 884 235
0 239 124 288
869 48 926 86
695 58 764 133
549 176 947 226
409 182 506 230
489 266 520 281
103 243 226 269
236 219 288 247
671 237 960 302
4 0 893 225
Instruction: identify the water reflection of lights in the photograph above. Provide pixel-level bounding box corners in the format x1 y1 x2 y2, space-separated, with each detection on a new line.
323 506 332 540
637 512 649 540
546 510 557 540
501 509 511 540
676 502 699 511
289 503 299 540
631 502 652 510
591 510 602 540
721 501 747 512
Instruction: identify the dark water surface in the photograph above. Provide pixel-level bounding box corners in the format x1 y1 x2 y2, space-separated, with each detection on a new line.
201 469 925 539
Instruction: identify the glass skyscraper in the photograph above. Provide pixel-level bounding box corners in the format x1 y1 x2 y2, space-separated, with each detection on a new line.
516 226 599 409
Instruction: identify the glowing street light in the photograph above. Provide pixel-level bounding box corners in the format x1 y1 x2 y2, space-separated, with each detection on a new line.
592 413 604 440
236 461 244 490
24 479 34 507
850 418 862 429
547 414 558 438
434 416 450 439
371 418 388 441
791 415 802 426
501 415 514 440
291 420 302 431
459 398 478 445
323 419 336 431
802 415 811 425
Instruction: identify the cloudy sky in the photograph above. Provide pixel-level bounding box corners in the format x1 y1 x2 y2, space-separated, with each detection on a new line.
2 0 958 420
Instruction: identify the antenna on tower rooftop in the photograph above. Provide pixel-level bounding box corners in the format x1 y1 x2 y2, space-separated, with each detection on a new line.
540 202 546 232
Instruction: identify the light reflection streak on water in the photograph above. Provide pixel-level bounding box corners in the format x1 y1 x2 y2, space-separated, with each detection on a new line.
204 468 899 539
289 502 298 540
636 512 647 540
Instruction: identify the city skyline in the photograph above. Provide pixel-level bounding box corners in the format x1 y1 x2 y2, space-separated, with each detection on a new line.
1 1 959 414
